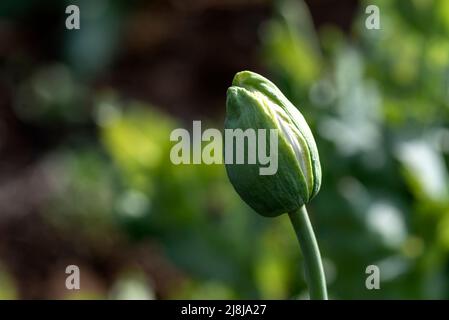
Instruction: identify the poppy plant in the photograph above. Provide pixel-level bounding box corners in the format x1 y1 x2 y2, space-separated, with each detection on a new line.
225 71 327 300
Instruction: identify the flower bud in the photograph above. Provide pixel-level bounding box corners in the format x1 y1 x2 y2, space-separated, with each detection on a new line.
225 71 321 217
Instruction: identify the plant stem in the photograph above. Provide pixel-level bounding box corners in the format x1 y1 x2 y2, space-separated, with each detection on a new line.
288 205 328 300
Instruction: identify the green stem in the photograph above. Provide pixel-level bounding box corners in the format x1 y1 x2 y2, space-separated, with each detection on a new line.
288 205 328 300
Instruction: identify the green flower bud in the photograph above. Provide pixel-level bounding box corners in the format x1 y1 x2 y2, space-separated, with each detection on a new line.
225 71 321 217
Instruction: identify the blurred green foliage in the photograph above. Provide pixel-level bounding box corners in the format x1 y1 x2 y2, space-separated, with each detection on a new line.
262 0 449 299
2 0 449 299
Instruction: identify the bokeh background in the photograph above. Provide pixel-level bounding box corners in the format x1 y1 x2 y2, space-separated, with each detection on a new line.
1 0 449 299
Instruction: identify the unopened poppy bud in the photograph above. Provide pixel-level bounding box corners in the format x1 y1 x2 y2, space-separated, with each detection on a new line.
225 71 321 217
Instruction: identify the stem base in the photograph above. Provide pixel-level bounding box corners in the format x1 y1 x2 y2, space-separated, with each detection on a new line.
289 206 328 300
